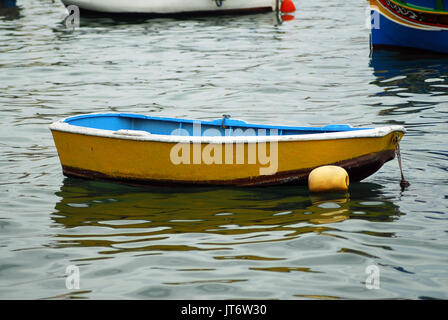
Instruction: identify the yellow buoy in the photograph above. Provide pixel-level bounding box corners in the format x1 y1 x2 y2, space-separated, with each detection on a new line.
308 166 349 193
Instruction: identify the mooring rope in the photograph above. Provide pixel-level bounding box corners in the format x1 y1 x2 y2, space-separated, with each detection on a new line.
395 136 410 191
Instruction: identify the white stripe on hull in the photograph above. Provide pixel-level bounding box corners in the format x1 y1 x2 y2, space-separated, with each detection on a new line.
61 0 276 14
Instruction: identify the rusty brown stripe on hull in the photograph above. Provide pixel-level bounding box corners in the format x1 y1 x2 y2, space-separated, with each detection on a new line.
61 150 396 187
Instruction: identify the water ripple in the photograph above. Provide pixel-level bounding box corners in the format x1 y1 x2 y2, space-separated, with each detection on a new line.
0 0 447 299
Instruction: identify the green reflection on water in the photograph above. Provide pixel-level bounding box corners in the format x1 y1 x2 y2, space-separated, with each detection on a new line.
50 177 402 255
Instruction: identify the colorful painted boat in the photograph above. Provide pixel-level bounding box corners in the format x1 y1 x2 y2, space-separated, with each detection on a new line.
369 0 448 53
60 0 276 15
49 113 406 186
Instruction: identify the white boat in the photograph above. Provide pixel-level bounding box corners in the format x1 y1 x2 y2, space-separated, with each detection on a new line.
60 0 277 15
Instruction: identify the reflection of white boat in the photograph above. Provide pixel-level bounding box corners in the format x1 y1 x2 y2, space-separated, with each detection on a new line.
60 0 277 15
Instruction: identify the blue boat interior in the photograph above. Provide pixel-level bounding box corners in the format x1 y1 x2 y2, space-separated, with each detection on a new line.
64 113 368 137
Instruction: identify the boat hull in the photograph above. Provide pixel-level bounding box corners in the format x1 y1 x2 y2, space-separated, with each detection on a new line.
57 148 397 187
60 0 276 15
370 0 448 53
50 115 404 187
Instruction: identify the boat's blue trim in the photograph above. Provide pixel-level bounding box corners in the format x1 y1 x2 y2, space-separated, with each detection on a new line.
371 9 448 53
63 113 367 137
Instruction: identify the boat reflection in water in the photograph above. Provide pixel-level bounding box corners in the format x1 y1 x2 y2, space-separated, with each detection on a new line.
51 177 401 256
0 0 21 20
369 48 448 116
370 49 448 93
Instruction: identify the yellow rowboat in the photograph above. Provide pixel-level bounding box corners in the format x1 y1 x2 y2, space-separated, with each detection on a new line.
49 113 406 186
